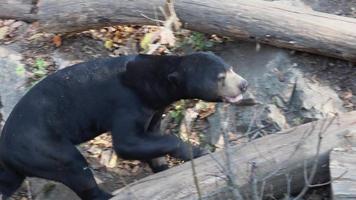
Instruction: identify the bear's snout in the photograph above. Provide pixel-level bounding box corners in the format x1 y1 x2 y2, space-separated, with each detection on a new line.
239 79 248 93
217 68 248 104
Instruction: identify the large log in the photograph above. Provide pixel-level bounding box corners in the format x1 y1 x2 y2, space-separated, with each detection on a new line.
0 0 35 21
32 0 356 62
330 148 356 200
2 0 356 61
111 111 356 200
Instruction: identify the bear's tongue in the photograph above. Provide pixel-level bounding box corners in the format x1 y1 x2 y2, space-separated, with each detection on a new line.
225 94 243 103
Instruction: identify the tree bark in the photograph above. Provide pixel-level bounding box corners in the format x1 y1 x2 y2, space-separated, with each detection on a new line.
34 0 356 62
2 0 356 61
330 148 356 200
111 111 356 200
0 0 36 21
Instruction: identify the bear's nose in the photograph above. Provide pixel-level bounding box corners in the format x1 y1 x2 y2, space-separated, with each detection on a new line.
239 80 248 93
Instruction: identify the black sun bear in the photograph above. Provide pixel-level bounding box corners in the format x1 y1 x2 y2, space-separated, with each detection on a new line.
0 52 248 200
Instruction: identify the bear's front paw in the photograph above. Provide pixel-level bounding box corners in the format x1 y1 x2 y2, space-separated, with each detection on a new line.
192 146 209 158
171 143 209 161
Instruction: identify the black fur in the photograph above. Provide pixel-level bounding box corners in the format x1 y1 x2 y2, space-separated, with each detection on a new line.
0 52 235 200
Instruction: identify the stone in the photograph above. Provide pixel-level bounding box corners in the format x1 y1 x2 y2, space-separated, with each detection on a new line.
50 36 110 69
207 41 346 142
28 178 79 200
0 46 27 128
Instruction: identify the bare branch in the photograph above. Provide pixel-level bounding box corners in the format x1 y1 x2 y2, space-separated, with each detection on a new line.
308 170 348 188
250 161 259 200
292 115 337 200
182 108 202 200
220 104 244 200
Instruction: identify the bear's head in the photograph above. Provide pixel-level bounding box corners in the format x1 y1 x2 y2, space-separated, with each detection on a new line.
173 52 248 103
122 52 248 108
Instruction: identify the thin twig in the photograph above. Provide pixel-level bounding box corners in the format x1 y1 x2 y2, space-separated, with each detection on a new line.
250 161 259 200
190 154 203 200
285 174 292 200
183 109 202 200
258 180 266 200
262 121 317 182
208 151 227 175
220 105 244 200
308 170 347 188
292 116 337 200
140 13 164 24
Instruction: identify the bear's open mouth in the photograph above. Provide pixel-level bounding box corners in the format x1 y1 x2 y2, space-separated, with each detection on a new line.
224 94 243 103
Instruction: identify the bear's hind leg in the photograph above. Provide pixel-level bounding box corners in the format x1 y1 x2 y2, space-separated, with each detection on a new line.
54 166 112 200
0 168 24 199
22 142 112 200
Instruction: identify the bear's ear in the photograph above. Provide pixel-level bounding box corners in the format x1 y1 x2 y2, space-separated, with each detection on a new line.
167 71 180 86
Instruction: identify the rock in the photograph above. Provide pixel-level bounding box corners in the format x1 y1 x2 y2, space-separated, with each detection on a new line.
207 103 240 147
0 46 27 129
27 174 105 200
51 36 111 69
265 104 288 130
28 178 79 200
206 41 346 143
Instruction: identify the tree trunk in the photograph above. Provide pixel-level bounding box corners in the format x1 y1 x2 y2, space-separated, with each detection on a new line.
111 111 356 200
330 148 356 200
34 0 356 62
2 0 356 61
0 0 36 21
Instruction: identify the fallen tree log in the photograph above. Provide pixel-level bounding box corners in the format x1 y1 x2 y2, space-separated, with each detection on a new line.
22 0 355 62
2 0 356 61
330 148 356 200
111 111 356 200
0 0 35 21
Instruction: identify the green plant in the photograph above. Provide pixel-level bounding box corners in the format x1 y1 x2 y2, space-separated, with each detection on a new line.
169 100 186 123
188 32 214 50
15 64 26 77
25 58 49 88
33 58 48 77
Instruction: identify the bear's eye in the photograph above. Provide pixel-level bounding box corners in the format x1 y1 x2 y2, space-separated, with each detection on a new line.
217 73 226 81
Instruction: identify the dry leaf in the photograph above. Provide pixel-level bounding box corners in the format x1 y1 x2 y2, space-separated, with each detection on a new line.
104 40 113 49
131 165 140 173
92 137 111 147
344 102 353 108
123 164 131 170
10 21 23 29
131 160 140 165
0 26 9 40
341 91 353 100
100 150 112 167
52 35 62 47
196 102 216 119
3 19 15 26
107 153 118 168
87 146 102 156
